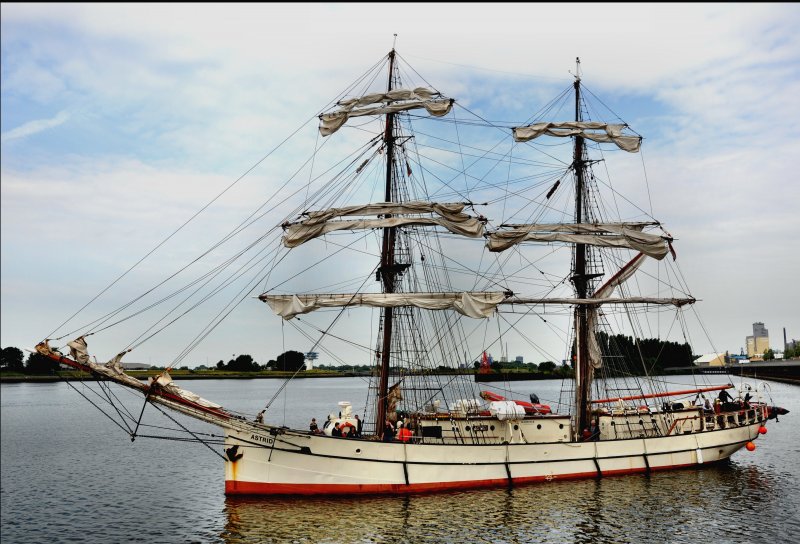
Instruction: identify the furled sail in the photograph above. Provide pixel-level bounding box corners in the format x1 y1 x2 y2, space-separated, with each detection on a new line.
512 122 641 152
282 201 484 248
320 87 454 136
149 370 223 410
502 296 695 307
593 252 647 300
260 292 509 320
588 253 652 370
67 336 90 364
45 338 146 390
503 250 692 309
486 222 670 260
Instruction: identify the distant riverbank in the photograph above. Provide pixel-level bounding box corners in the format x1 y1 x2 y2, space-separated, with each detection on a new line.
0 370 373 383
0 368 556 383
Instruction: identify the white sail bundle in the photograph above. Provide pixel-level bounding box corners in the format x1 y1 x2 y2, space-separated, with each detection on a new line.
512 122 642 152
592 251 646 300
486 222 670 260
502 296 695 307
150 371 223 410
584 254 649 372
319 87 454 136
260 292 509 320
504 249 693 310
45 338 146 390
282 201 484 248
67 336 90 364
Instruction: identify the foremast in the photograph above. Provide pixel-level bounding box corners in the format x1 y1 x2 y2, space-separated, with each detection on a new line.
377 48 398 439
572 58 593 440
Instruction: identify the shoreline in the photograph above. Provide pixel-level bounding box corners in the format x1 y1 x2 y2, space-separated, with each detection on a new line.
0 371 371 383
5 362 796 384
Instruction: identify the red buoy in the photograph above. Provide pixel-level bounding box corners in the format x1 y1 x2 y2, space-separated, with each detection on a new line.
746 441 756 451
758 426 768 435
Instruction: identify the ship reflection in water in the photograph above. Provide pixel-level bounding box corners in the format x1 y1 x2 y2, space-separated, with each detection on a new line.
221 461 794 544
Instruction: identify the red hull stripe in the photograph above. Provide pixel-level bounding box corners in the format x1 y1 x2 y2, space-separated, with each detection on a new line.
224 462 701 496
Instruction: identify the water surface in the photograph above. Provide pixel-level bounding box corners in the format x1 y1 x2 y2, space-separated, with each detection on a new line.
2 376 798 543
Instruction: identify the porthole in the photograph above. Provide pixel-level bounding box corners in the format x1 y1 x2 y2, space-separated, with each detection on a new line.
355 449 361 454
513 424 519 430
537 424 542 430
490 425 495 431
559 424 564 429
465 426 471 432
639 419 644 425
611 421 616 426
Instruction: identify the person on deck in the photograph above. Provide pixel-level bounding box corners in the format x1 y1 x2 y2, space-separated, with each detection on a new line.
309 418 319 434
714 398 724 428
354 414 363 437
332 422 342 437
397 421 412 443
582 419 599 441
382 420 395 442
718 389 733 403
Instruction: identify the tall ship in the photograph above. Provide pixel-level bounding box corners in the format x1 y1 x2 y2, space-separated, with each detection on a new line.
36 47 787 495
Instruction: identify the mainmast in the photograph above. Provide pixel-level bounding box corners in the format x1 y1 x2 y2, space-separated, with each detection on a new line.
376 49 398 438
571 57 592 439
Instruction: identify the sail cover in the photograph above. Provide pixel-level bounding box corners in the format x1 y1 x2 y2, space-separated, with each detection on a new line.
260 292 508 320
502 296 695 307
486 222 670 260
151 371 223 410
67 336 90 364
585 253 649 371
283 201 484 248
320 87 454 136
512 122 641 152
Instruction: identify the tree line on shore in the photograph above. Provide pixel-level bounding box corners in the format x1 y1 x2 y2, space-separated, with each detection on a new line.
0 347 310 375
4 339 795 377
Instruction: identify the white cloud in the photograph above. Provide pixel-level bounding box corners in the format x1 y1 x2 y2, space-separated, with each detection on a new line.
1 110 70 142
1 3 798 364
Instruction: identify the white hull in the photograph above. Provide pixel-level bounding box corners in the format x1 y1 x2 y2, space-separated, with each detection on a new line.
223 411 765 495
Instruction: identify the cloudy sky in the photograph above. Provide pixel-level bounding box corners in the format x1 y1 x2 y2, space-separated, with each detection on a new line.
2 3 798 368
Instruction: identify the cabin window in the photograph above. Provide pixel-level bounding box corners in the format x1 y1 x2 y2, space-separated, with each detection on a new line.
421 426 443 438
